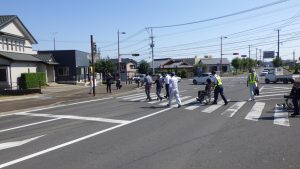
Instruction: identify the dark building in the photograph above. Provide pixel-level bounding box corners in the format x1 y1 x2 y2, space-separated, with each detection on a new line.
38 50 90 84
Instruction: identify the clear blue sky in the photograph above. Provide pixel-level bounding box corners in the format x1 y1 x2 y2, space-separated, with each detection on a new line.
2 0 300 62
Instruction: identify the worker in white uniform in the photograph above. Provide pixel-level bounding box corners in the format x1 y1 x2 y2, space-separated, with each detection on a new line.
167 72 182 108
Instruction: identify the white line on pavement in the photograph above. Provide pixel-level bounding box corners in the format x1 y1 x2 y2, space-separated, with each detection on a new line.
14 112 129 124
159 96 191 106
117 93 145 99
255 98 282 101
0 118 61 133
274 104 290 127
260 90 290 94
185 105 200 110
221 101 246 117
0 107 172 169
129 94 157 101
201 100 226 113
256 93 287 98
245 102 265 121
0 135 45 151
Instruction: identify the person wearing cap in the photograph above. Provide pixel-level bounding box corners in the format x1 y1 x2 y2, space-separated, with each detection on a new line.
247 68 259 101
167 72 182 108
211 70 228 105
163 73 171 99
290 81 300 116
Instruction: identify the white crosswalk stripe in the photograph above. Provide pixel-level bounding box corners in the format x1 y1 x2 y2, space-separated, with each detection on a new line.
130 94 157 101
159 96 191 106
274 104 290 127
245 102 265 121
221 101 246 117
117 93 145 99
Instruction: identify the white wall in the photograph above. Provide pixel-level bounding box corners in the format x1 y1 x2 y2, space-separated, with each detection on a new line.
1 22 23 36
10 62 37 89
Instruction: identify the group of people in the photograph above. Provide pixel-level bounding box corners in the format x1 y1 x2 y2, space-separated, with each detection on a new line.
143 72 182 108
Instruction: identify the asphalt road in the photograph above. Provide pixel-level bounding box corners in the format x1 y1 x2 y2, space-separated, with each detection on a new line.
0 77 299 169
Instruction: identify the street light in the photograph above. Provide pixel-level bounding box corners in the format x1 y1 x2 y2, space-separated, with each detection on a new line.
118 30 126 80
220 36 228 75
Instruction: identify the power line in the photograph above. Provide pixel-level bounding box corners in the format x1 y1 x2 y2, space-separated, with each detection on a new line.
148 0 290 29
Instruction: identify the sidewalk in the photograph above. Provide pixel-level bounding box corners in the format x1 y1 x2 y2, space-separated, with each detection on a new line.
0 82 141 114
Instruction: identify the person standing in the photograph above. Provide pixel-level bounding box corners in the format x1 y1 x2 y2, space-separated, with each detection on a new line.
211 70 228 105
167 72 182 108
290 81 300 116
154 74 163 101
144 73 153 101
106 73 113 93
247 69 259 101
163 73 171 99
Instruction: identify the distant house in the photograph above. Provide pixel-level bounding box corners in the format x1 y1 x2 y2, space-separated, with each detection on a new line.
111 58 138 81
38 50 90 84
0 15 56 89
199 58 230 73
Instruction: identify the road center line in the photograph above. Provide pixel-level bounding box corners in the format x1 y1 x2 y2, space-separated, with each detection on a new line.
14 112 129 124
0 107 172 169
0 118 61 133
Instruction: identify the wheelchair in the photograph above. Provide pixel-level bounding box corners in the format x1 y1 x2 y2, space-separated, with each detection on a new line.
196 90 212 104
283 94 300 110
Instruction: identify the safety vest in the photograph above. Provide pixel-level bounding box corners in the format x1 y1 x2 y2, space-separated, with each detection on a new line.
215 75 222 86
248 73 256 84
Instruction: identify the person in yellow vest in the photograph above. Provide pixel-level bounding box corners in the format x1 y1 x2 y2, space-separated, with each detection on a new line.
247 68 259 101
211 70 228 105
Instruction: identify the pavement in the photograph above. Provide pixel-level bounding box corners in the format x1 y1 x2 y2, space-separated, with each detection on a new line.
0 82 141 114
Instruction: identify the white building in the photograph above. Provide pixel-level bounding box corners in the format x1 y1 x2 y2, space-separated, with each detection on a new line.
0 15 56 89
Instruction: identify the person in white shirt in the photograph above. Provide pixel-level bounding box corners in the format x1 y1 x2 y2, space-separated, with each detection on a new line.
167 72 182 108
163 73 171 99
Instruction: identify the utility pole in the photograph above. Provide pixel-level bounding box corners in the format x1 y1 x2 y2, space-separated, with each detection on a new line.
90 35 96 96
248 45 251 69
255 48 258 62
277 29 280 59
293 50 296 67
150 28 155 75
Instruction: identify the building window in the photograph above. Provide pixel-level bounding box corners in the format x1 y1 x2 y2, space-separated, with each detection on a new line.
11 40 13 50
0 69 7 81
19 41 21 51
57 67 69 76
130 65 136 69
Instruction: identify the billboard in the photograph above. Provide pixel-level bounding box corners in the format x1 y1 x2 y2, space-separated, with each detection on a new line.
263 51 275 59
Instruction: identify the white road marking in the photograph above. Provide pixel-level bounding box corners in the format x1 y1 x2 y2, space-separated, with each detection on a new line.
1 97 113 115
0 135 45 151
263 86 291 89
0 107 172 169
159 96 191 106
129 94 157 101
181 98 198 106
245 102 265 121
0 118 61 133
255 98 282 101
0 95 40 103
117 93 145 99
14 112 129 124
274 104 290 127
185 105 200 110
221 101 246 117
260 90 290 94
256 93 286 98
201 100 229 113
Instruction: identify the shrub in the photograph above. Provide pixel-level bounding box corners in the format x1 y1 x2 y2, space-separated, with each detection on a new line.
20 72 46 89
180 69 187 78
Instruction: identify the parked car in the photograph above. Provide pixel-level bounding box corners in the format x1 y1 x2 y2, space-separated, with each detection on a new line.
132 74 145 82
193 73 212 85
260 70 269 76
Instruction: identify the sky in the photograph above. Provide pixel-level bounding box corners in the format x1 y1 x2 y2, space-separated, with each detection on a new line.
2 0 300 62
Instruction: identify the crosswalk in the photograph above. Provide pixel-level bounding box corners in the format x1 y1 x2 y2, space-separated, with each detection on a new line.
116 89 294 127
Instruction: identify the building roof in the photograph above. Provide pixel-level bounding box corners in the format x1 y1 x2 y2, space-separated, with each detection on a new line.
0 51 41 62
111 58 137 64
163 61 193 68
200 58 230 65
173 58 195 65
33 53 59 65
0 15 38 44
152 58 173 68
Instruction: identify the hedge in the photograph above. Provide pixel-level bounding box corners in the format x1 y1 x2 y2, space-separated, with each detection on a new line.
20 72 46 89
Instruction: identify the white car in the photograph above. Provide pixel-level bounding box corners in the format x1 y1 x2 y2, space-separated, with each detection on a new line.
260 70 269 77
193 73 212 85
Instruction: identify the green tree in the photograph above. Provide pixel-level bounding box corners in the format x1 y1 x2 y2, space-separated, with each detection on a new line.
241 58 248 71
95 58 114 75
231 57 241 73
193 62 207 76
138 60 150 74
273 57 283 67
180 69 187 78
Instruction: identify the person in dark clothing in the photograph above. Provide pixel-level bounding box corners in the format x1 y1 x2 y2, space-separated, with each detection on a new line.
154 75 163 101
116 79 122 89
211 70 228 105
290 81 300 116
106 73 113 93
